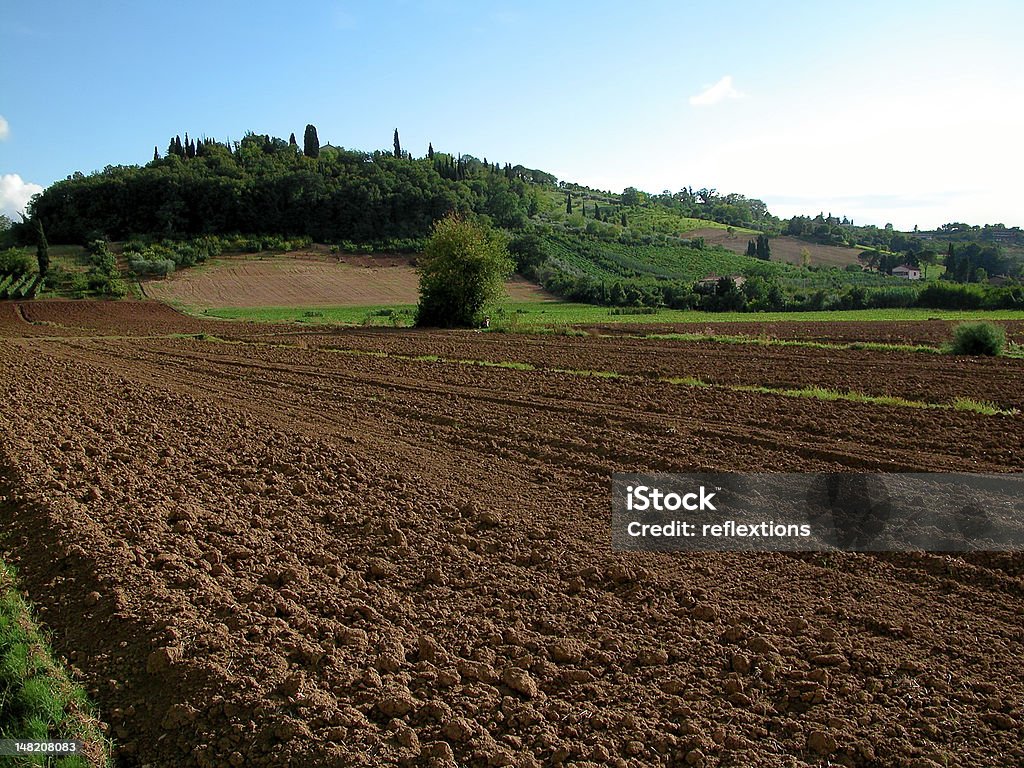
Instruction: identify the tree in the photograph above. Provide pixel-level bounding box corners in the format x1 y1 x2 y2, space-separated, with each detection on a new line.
415 214 513 328
755 234 771 261
303 124 320 158
153 146 159 162
507 232 549 279
746 239 756 257
566 194 572 215
428 142 434 160
393 128 402 159
289 132 297 146
35 218 49 277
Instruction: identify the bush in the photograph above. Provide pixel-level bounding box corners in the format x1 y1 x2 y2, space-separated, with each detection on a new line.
416 215 513 328
0 248 34 277
949 322 1005 356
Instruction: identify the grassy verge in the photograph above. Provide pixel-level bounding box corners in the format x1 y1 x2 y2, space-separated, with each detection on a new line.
199 304 418 326
197 302 1024 329
0 560 111 767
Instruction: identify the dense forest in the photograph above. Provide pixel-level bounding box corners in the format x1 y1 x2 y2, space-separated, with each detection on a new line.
25 128 547 244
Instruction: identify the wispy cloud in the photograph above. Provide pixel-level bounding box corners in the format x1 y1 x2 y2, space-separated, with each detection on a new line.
0 115 9 141
0 174 44 218
689 75 743 107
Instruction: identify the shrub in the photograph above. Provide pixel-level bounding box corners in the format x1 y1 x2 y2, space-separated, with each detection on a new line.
949 322 1005 356
416 215 513 328
0 248 34 277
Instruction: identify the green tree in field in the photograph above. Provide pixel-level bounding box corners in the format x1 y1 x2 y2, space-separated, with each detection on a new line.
746 239 756 257
566 194 572 215
289 132 297 147
303 124 320 158
394 128 402 158
35 218 49 277
755 234 771 261
621 187 641 206
415 214 513 328
84 240 126 297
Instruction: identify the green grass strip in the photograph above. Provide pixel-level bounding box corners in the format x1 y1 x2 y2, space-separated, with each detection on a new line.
307 344 1019 417
195 303 1024 328
0 560 113 767
645 332 942 355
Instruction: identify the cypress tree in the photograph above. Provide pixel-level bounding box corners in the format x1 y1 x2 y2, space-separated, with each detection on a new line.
620 212 627 227
153 146 159 162
174 135 184 156
746 239 756 257
428 142 434 160
566 194 572 215
303 124 320 158
393 129 402 158
36 218 49 278
289 132 297 146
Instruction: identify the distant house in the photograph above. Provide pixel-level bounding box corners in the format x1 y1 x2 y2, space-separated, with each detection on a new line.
696 274 746 289
891 265 922 280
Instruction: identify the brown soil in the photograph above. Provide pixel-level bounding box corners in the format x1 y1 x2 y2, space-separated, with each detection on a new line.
257 329 1024 413
588 319 1024 346
1 301 1022 768
690 229 865 268
143 254 556 308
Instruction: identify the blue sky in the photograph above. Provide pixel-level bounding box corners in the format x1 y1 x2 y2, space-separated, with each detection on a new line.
2 0 1022 230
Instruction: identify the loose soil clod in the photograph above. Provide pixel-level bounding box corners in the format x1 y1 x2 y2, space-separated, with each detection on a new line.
0 301 1022 767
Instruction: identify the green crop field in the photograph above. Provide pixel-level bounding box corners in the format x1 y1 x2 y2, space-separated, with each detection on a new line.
541 231 778 283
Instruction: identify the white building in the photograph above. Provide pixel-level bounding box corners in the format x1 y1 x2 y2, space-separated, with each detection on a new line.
891 265 922 280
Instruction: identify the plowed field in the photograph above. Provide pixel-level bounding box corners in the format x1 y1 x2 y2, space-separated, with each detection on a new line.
142 254 556 308
688 229 865 269
1 301 1022 768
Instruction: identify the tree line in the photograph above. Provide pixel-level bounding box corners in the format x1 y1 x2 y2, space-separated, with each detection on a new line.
26 127 545 244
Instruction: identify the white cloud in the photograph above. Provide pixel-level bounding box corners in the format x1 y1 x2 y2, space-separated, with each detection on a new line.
0 115 9 140
0 174 44 219
689 75 743 107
